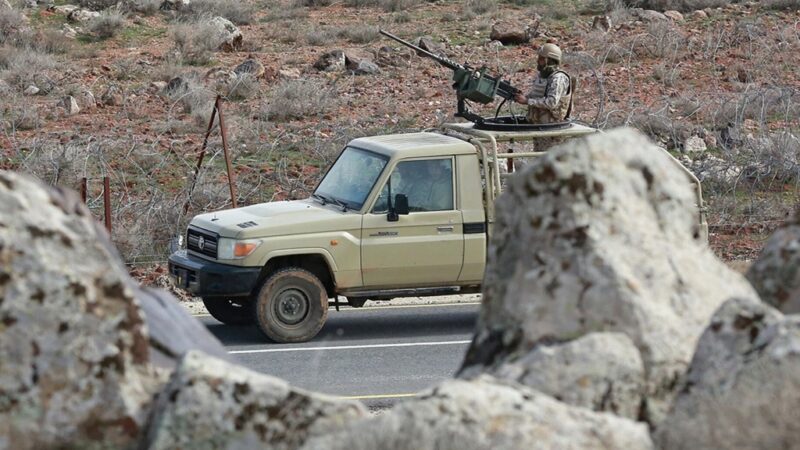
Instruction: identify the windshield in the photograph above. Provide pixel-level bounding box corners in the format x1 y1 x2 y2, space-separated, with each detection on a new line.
314 147 389 210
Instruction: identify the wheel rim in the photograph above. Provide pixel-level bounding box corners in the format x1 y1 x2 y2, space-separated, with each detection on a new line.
273 288 309 325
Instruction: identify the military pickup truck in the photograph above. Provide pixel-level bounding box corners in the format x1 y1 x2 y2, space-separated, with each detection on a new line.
168 122 708 343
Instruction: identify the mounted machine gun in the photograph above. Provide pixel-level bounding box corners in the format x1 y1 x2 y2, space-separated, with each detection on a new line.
380 29 521 125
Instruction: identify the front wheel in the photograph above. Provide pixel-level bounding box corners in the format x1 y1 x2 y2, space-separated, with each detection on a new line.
202 297 254 325
253 268 328 343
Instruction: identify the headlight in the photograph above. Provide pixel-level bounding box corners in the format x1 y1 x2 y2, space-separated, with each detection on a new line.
217 238 262 260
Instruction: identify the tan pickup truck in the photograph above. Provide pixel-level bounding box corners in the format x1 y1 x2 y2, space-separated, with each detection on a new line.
168 123 708 343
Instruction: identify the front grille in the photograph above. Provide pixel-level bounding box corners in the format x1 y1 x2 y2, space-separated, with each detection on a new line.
187 226 219 259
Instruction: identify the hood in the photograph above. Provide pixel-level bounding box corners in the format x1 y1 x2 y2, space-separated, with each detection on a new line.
190 199 360 239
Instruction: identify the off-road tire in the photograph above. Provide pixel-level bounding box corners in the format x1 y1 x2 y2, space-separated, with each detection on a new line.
253 267 328 343
201 297 254 326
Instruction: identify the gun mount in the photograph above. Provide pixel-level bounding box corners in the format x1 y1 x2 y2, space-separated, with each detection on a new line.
380 29 523 125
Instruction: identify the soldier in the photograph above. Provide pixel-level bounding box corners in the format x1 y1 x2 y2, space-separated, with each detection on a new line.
514 43 573 124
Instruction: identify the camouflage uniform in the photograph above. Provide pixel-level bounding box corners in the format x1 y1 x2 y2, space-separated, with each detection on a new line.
525 71 571 124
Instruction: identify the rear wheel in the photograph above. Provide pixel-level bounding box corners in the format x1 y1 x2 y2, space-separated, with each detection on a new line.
253 267 328 343
201 297 254 325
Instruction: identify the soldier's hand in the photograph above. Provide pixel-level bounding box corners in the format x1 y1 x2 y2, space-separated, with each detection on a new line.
514 93 527 105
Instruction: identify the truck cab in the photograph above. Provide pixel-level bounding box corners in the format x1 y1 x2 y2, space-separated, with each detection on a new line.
168 123 707 343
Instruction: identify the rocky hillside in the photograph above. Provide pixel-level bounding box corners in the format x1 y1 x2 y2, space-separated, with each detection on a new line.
4 129 800 448
1 0 799 268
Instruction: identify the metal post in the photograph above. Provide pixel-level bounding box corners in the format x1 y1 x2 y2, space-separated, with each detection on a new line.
103 176 112 233
182 98 220 215
216 95 238 208
80 177 87 203
506 148 514 173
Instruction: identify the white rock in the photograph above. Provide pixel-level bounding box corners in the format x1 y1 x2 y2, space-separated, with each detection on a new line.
461 128 759 425
206 16 242 51
78 89 95 109
0 0 12 10
24 85 40 95
663 10 684 21
61 95 80 115
60 23 77 38
689 9 708 19
52 4 78 14
302 376 654 450
0 172 163 449
145 350 367 449
683 135 706 153
67 8 99 22
485 333 646 419
278 68 301 79
657 298 800 449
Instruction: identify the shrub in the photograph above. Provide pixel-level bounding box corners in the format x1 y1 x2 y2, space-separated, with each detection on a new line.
126 0 161 15
0 7 25 44
89 8 126 39
338 25 379 44
226 73 259 101
343 0 421 11
171 20 221 65
263 5 309 22
306 28 337 46
176 0 254 25
0 46 58 89
77 0 119 10
761 0 800 9
462 0 496 15
294 0 334 5
261 79 337 122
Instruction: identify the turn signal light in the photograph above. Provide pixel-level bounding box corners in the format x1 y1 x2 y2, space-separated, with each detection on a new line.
234 242 259 257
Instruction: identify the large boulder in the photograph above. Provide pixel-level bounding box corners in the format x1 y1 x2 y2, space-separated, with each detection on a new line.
302 376 654 450
145 350 368 449
0 172 161 448
206 16 243 51
657 298 800 448
489 20 537 45
479 332 646 420
746 213 800 313
0 171 229 448
460 128 758 425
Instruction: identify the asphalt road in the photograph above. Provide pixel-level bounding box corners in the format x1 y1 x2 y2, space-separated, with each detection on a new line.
201 302 479 409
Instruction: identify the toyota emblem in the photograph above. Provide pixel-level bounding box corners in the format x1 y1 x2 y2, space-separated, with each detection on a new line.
197 236 205 250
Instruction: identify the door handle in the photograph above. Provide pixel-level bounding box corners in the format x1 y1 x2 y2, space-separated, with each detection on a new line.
437 226 454 232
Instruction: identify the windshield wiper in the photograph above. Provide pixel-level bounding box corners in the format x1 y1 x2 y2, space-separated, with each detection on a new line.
329 197 349 212
311 193 328 205
313 193 348 211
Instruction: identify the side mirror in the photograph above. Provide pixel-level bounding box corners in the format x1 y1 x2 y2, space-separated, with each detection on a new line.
395 194 409 215
388 194 409 222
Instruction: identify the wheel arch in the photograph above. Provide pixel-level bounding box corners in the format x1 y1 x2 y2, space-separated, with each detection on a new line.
259 250 337 298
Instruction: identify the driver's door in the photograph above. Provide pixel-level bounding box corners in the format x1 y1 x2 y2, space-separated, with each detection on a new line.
361 158 464 287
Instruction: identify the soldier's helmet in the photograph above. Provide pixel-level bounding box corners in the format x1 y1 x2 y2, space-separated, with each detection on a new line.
537 43 562 64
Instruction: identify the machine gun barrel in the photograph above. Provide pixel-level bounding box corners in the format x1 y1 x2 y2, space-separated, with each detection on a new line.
379 29 464 72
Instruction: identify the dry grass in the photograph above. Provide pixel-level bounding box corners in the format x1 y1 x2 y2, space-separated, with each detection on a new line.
89 8 126 39
261 79 338 122
339 25 380 44
175 0 255 25
171 20 222 65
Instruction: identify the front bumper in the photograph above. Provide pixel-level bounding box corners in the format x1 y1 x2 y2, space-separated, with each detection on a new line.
167 250 261 298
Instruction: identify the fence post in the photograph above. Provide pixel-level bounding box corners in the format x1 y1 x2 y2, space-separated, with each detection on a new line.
80 177 87 203
216 95 238 209
103 176 112 233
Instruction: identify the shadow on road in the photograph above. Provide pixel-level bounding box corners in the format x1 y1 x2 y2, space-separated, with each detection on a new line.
204 306 479 346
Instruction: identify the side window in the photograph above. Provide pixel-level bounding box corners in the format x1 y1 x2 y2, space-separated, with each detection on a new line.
372 159 454 213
